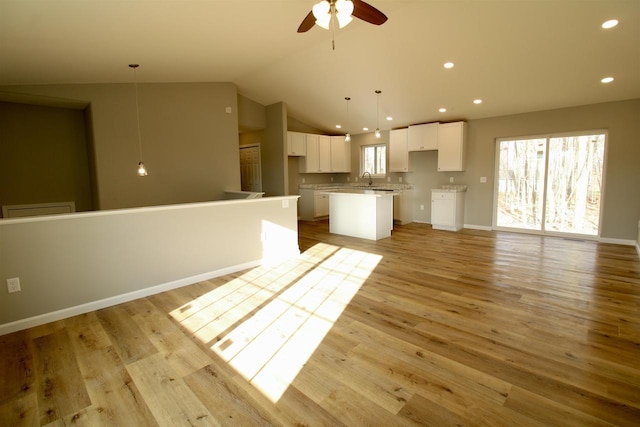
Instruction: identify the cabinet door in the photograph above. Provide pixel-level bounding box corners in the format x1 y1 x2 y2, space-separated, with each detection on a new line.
431 192 456 226
315 193 329 217
287 132 306 156
408 123 438 151
330 136 351 172
437 122 466 171
389 128 409 172
318 135 331 172
299 134 319 172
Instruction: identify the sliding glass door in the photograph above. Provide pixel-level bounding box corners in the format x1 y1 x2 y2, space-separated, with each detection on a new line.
494 132 606 237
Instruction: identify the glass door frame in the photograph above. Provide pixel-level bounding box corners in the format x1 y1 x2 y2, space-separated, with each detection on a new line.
492 130 608 240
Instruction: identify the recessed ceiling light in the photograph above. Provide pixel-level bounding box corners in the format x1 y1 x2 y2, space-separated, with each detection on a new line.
473 99 483 104
336 124 342 129
444 62 454 69
439 108 447 113
363 127 369 131
602 19 619 29
601 76 614 83
386 116 393 121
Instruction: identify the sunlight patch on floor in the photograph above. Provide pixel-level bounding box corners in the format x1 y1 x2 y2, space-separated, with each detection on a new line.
212 245 382 402
170 242 382 403
170 243 339 344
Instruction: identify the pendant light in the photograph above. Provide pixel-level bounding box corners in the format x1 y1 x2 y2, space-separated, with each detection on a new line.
344 97 351 142
129 64 147 177
374 90 381 138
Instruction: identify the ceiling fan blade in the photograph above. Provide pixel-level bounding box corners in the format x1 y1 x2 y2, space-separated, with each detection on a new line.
352 0 388 25
297 10 316 33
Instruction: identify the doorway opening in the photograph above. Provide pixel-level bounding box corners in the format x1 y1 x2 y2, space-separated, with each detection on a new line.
493 131 606 238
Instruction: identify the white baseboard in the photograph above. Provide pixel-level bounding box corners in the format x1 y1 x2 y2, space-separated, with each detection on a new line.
635 241 640 258
0 259 264 336
464 224 493 231
598 237 636 246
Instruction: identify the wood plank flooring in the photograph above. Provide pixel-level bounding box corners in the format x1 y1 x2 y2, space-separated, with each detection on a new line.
1 220 639 426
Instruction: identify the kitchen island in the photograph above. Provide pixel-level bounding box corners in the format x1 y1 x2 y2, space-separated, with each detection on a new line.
321 188 398 240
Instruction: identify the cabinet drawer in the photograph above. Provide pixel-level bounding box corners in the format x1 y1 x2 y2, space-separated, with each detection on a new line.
432 191 455 200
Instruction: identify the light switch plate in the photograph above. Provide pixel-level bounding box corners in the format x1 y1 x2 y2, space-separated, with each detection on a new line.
480 176 487 183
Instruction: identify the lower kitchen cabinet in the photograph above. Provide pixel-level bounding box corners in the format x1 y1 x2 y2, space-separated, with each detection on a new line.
431 190 465 231
298 189 329 220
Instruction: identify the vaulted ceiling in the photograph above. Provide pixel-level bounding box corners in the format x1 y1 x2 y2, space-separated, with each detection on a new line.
1 0 638 134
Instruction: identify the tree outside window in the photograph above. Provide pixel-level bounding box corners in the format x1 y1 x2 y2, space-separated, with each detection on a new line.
361 144 386 176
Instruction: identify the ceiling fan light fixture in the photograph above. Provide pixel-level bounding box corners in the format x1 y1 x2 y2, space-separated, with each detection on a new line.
336 0 354 28
313 1 331 29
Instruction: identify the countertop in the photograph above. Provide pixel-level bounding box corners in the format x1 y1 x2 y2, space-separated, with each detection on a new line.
432 185 467 193
299 183 414 191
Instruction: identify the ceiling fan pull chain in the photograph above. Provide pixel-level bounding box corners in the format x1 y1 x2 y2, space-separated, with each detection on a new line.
332 23 336 50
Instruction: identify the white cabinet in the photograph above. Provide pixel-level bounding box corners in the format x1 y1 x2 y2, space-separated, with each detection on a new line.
298 188 329 220
330 136 351 172
315 193 329 217
287 131 306 156
408 123 438 151
389 128 409 172
299 134 331 173
431 190 465 231
437 121 466 172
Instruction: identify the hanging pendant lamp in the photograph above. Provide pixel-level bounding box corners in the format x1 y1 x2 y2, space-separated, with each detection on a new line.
344 97 351 142
129 64 147 177
374 90 381 138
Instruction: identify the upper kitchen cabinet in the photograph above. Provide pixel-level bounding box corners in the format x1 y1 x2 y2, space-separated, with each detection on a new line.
300 134 331 173
437 121 467 172
408 123 438 151
287 131 306 156
330 136 351 172
389 128 409 172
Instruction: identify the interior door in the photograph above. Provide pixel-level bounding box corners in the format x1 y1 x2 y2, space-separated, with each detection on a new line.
239 145 262 192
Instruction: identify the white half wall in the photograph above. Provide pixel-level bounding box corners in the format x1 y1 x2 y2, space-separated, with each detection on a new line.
0 196 300 334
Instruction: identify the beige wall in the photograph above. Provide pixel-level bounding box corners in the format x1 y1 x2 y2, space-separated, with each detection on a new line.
262 102 288 197
0 196 300 331
0 82 240 210
238 94 266 131
348 99 640 240
0 102 94 215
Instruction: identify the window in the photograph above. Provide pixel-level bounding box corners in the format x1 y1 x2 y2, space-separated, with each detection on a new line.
361 144 386 176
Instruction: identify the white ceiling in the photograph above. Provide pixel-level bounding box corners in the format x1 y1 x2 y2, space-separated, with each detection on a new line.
1 0 639 134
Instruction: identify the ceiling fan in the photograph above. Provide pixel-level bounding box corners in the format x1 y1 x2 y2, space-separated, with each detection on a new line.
297 0 388 33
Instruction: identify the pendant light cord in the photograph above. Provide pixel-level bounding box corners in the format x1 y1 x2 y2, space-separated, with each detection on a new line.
131 65 143 163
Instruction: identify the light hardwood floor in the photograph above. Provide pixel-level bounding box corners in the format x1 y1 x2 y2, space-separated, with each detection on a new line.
1 220 639 426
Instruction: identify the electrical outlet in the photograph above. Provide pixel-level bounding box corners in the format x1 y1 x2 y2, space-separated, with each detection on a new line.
387 177 391 182
420 204 425 210
7 277 21 293
480 176 487 183
301 177 305 183
449 177 454 183
330 177 334 182
399 177 403 183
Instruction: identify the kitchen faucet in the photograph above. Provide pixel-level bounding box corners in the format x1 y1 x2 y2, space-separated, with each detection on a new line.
362 171 373 186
